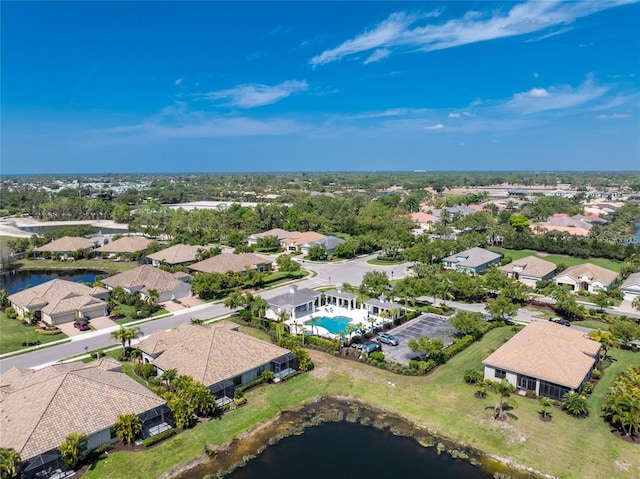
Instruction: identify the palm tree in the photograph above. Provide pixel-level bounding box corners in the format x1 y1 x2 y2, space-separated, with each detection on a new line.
114 413 143 444
345 323 356 341
123 326 143 351
490 380 518 420
161 368 178 391
277 309 290 323
538 397 552 419
250 297 269 318
561 392 589 417
0 448 22 479
129 348 142 364
59 432 88 470
110 327 128 353
145 289 160 306
587 328 615 362
610 396 640 436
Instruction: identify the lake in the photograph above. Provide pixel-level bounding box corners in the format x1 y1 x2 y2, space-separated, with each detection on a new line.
224 421 493 479
0 270 103 294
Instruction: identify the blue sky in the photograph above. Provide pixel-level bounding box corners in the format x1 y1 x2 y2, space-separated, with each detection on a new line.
2 1 639 174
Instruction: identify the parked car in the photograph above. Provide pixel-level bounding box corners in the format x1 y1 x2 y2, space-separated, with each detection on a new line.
550 318 571 327
73 321 90 331
360 342 380 354
410 352 429 362
376 332 399 346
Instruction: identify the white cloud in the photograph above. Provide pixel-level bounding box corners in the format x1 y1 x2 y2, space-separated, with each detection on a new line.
596 113 631 120
310 1 635 66
533 72 539 79
462 111 476 117
424 123 444 131
199 80 309 108
364 48 392 64
505 75 608 114
175 78 184 86
448 112 461 118
347 108 428 119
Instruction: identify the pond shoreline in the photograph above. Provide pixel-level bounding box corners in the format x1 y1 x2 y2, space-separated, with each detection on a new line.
167 396 556 479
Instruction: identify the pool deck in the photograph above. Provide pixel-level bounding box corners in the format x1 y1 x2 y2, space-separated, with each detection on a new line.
286 306 392 339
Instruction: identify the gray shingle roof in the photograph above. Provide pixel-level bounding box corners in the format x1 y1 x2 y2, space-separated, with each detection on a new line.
268 287 321 308
442 247 502 268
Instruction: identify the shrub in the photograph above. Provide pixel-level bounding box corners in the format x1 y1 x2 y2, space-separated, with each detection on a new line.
591 369 601 380
142 428 176 447
525 389 537 399
582 382 593 395
561 392 589 417
5 307 17 319
34 328 63 336
134 363 156 379
234 394 247 406
463 369 483 384
261 370 275 383
369 351 385 362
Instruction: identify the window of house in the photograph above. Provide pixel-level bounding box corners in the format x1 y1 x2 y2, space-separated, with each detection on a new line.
232 375 242 386
495 369 507 379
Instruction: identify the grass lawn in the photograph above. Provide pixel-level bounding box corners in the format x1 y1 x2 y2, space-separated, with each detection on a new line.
0 311 68 354
573 320 610 330
488 247 624 273
523 305 556 319
82 326 640 479
366 258 407 266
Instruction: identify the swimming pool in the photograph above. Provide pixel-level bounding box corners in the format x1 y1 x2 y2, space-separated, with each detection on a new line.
306 316 353 335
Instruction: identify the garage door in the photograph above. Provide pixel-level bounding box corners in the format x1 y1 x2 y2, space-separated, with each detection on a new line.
54 311 78 324
82 306 106 319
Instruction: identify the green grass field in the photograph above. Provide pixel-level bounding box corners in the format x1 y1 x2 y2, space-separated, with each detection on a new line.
81 327 640 479
0 312 68 354
488 247 624 273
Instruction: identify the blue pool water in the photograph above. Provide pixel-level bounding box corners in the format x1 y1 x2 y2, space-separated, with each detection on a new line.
306 316 353 335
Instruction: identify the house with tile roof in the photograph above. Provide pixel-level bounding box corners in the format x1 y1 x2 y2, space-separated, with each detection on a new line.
188 253 273 274
101 265 192 302
137 321 295 405
0 358 169 479
247 228 295 246
499 255 556 287
442 247 502 274
145 243 203 266
620 272 640 301
300 235 345 255
554 263 618 293
8 279 108 325
94 236 153 260
33 236 98 260
281 231 326 252
483 321 600 400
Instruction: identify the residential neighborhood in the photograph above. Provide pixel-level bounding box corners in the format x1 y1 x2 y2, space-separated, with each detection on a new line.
1 172 639 479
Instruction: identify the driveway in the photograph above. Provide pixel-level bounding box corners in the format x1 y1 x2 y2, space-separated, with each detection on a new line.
56 321 85 337
90 316 118 330
381 313 456 364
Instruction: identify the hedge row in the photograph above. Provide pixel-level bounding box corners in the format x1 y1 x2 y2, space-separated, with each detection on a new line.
34 328 63 336
142 428 176 447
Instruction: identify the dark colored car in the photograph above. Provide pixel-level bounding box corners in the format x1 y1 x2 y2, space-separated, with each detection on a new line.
550 318 571 327
376 332 399 346
410 352 430 362
74 321 90 331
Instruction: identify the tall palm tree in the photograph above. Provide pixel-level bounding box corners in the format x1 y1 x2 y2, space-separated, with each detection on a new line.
491 380 518 420
0 448 22 479
345 324 356 342
59 432 88 470
114 413 143 444
110 327 128 353
123 326 143 350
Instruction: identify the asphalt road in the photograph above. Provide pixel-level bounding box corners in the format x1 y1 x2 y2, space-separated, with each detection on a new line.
0 254 412 371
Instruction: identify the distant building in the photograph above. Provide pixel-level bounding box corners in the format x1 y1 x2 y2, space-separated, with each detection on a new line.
499 256 556 287
442 247 502 274
33 236 98 260
146 243 202 266
189 252 273 274
553 263 618 293
101 265 192 302
94 236 153 260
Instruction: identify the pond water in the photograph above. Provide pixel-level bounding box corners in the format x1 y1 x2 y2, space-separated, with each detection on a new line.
224 421 493 479
0 270 103 294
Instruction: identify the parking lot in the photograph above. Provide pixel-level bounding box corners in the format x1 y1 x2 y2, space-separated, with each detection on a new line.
380 313 456 364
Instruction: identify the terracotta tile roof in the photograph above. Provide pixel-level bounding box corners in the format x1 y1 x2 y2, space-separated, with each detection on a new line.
138 322 291 387
8 279 107 313
0 359 164 460
33 236 97 253
189 253 272 274
101 265 184 295
146 244 202 265
248 229 295 241
95 236 152 253
554 263 618 287
483 321 601 389
411 212 438 224
499 255 556 279
283 231 326 247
